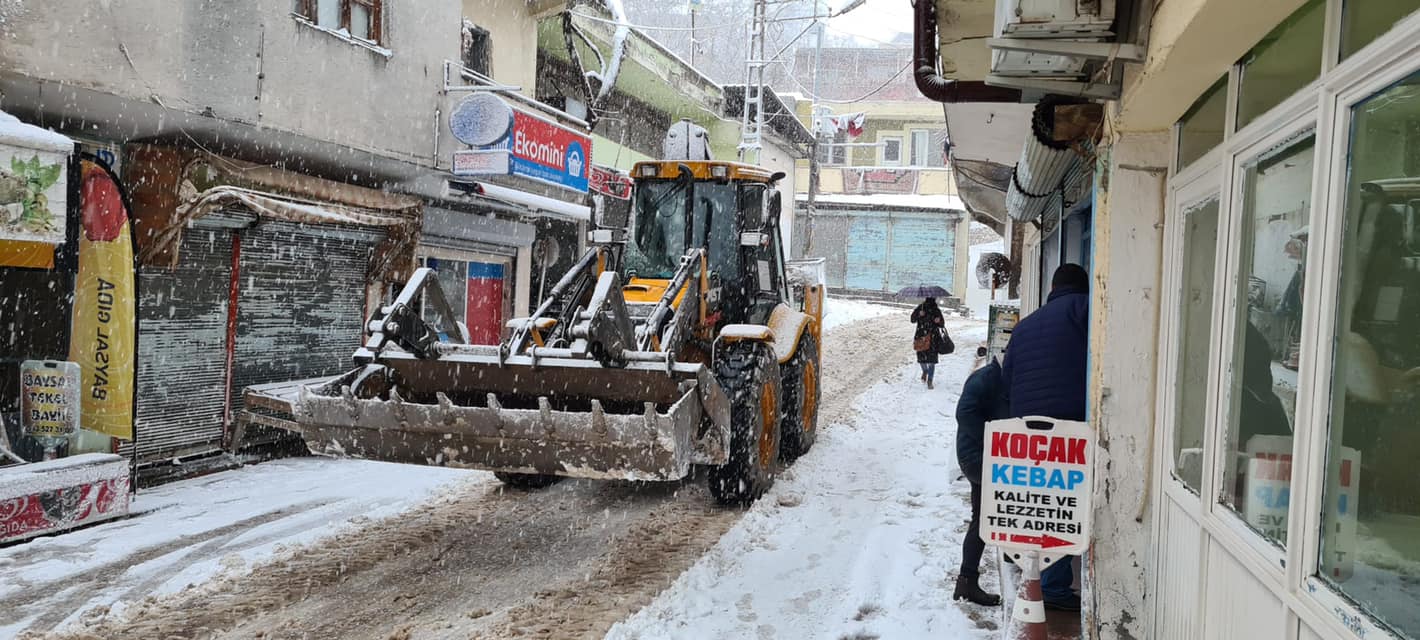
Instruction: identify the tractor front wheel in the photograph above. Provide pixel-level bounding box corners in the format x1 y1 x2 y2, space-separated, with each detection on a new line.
779 333 820 461
709 342 784 505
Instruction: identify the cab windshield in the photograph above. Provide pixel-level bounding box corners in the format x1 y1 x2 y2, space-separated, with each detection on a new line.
624 180 745 279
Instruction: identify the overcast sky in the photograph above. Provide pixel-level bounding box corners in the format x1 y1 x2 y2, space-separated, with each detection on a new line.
823 0 913 46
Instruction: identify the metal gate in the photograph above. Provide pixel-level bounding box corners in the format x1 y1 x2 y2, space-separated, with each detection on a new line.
844 216 889 290
227 221 381 422
836 211 957 293
132 224 234 459
887 216 955 292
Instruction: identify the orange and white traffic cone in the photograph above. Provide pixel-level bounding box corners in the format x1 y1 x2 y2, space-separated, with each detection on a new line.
1006 552 1048 640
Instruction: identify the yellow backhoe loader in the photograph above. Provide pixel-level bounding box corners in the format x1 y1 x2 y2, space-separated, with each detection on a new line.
286 122 824 503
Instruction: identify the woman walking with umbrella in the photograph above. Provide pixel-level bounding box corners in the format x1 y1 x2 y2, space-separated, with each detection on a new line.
904 284 951 389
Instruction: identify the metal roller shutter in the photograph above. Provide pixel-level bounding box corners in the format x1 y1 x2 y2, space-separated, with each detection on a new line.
844 214 889 291
886 215 956 293
228 221 381 419
130 225 234 460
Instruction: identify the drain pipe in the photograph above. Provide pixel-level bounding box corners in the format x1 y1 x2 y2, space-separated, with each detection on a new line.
912 0 1021 103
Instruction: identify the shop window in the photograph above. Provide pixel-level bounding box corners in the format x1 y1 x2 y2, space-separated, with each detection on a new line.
1177 77 1227 170
1318 70 1420 638
295 0 383 44
1218 134 1316 547
1236 0 1324 130
420 257 468 337
881 136 903 166
1172 196 1220 493
416 256 507 345
461 20 492 76
1340 0 1420 60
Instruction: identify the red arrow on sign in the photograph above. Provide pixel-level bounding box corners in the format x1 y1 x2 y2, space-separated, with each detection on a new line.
1007 534 1072 549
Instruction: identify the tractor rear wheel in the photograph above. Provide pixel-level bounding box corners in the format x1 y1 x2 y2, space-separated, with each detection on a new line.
494 472 563 490
709 342 783 505
779 333 820 461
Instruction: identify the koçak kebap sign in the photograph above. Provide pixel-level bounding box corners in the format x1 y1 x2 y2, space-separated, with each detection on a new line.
449 94 590 193
980 417 1094 558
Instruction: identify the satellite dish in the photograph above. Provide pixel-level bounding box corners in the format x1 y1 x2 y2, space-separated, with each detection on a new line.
976 252 1012 289
450 94 514 147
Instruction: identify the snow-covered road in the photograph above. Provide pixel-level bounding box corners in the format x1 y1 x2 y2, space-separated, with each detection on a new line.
1 458 472 637
608 319 998 640
8 300 998 640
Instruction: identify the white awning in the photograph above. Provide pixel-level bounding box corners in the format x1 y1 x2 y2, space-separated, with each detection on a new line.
0 110 73 152
448 180 592 223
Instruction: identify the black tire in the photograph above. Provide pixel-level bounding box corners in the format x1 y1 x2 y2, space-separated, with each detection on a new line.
779 332 820 461
494 472 563 489
709 342 784 505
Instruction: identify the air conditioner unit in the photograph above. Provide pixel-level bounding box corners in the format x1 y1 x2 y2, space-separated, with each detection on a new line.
991 43 1091 78
989 0 1116 79
995 0 1116 39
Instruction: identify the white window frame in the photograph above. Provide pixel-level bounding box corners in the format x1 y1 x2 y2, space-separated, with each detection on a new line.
879 135 903 166
909 129 931 167
1151 3 1420 639
1157 175 1225 507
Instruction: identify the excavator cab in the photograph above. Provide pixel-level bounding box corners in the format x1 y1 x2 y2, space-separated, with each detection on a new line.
623 161 791 331
276 123 824 504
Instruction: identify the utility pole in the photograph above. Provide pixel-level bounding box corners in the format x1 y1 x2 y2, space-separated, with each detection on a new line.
688 0 699 67
803 15 825 256
738 0 768 163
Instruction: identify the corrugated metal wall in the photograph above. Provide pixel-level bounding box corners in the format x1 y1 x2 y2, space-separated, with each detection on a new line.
796 208 959 294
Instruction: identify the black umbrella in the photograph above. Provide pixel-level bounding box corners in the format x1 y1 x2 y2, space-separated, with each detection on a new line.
896 284 951 299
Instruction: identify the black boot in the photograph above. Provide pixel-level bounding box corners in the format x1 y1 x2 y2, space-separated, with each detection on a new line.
953 574 1002 607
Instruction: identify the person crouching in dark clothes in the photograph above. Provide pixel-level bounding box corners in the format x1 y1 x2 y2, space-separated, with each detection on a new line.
953 346 1007 607
911 297 945 389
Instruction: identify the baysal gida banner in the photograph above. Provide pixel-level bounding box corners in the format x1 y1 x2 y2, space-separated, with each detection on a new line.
68 157 136 442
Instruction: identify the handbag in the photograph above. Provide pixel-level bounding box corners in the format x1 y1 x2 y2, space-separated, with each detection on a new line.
935 328 955 355
913 334 932 352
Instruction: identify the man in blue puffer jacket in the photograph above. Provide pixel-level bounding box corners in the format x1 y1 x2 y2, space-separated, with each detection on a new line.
1000 263 1090 612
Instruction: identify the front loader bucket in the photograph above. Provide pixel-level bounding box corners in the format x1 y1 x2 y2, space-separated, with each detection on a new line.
290 353 731 481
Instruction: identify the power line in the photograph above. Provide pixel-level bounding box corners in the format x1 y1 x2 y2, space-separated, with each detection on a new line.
569 10 740 32
781 60 912 104
818 20 909 47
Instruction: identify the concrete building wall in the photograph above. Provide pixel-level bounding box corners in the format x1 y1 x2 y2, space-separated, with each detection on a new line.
759 136 801 253
0 0 461 167
463 0 541 94
1085 132 1168 640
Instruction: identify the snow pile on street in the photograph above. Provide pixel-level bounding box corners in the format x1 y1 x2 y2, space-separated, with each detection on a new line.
821 297 899 332
607 321 998 640
0 457 476 636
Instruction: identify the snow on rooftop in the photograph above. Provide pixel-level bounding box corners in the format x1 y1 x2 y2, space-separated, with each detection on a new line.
0 109 73 152
797 192 966 211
